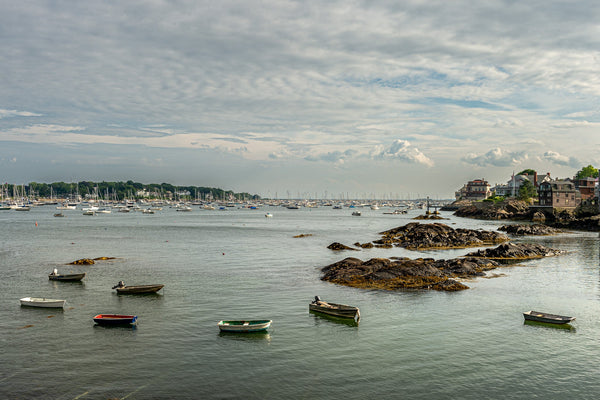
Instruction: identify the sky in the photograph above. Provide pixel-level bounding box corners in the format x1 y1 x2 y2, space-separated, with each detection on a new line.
1 0 600 199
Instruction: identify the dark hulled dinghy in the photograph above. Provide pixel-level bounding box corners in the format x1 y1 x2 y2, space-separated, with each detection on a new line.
309 296 360 322
112 281 164 294
523 311 575 324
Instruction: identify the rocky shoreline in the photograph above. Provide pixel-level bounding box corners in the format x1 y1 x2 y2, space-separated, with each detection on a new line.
446 198 600 231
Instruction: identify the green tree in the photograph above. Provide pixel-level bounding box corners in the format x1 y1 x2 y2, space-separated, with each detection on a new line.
575 165 598 179
517 179 537 201
517 169 536 176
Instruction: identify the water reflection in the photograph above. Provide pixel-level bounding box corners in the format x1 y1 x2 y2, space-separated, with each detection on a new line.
309 311 359 327
523 320 576 332
93 323 138 331
218 331 271 341
49 280 84 289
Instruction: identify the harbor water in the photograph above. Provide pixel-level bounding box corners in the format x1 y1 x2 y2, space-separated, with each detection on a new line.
1 206 600 399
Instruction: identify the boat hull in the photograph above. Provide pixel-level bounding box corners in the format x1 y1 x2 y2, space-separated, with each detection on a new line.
217 320 272 332
20 297 66 308
523 311 575 324
116 284 164 294
49 273 86 282
309 302 360 321
93 314 138 326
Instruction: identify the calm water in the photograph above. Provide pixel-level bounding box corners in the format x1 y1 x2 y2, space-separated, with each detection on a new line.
1 206 600 399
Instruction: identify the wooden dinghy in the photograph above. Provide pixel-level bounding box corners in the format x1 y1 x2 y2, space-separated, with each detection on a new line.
112 281 164 294
20 297 66 308
523 311 575 324
217 320 272 333
48 270 86 282
309 296 360 322
93 314 138 326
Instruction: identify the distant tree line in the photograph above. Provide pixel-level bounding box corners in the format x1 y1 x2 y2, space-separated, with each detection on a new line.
2 181 260 201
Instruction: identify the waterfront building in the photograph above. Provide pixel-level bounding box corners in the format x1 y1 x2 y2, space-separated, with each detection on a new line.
537 179 581 209
455 179 491 201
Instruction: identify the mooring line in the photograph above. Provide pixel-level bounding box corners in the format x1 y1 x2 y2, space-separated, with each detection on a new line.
72 391 89 399
121 383 149 400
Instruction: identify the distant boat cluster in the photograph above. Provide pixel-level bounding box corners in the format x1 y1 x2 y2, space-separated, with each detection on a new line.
1 197 450 216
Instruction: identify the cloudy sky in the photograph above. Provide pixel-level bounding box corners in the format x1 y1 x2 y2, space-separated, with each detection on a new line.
1 1 599 199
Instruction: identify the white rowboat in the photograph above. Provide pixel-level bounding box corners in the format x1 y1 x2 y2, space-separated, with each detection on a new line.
20 297 66 308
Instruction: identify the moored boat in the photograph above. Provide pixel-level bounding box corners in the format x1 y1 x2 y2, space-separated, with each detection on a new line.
523 311 575 324
352 211 361 216
112 281 164 294
20 297 66 308
48 270 86 282
93 314 138 326
217 320 272 333
309 296 360 322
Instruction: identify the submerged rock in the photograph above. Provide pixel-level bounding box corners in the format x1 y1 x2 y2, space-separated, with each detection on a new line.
327 242 359 251
69 258 95 265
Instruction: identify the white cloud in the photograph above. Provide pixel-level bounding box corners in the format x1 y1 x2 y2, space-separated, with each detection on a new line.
304 149 356 164
543 151 580 167
372 140 434 167
462 148 528 167
0 109 42 119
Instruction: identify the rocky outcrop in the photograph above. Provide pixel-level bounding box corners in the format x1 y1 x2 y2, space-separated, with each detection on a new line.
464 242 562 261
327 242 359 251
373 222 508 250
320 256 501 291
440 199 473 211
546 213 600 231
412 214 446 220
498 224 561 236
454 199 531 220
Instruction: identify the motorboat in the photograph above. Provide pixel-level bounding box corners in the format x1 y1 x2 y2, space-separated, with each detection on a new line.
112 281 164 294
48 270 86 282
309 296 360 322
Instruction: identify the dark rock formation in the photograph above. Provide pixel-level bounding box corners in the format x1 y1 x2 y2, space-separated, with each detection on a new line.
440 199 473 211
373 222 508 250
412 214 446 220
320 256 501 291
498 224 561 236
454 199 531 220
464 242 562 261
327 242 359 251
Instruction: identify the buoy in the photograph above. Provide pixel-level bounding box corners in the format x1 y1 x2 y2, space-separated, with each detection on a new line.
35 221 38 227
222 253 225 255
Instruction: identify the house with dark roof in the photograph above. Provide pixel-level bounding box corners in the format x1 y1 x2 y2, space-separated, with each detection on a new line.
537 179 581 209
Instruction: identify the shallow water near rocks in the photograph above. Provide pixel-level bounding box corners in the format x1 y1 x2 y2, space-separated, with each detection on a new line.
1 206 599 399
